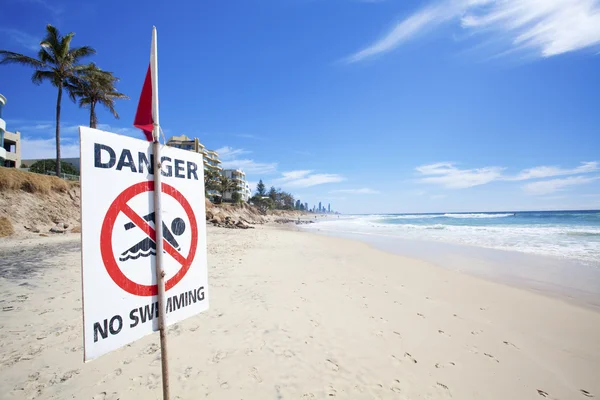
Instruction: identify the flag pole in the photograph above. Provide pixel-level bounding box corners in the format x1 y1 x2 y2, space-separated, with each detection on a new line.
150 26 171 400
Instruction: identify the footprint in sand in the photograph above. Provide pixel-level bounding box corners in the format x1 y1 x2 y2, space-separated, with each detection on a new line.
249 366 263 382
417 313 425 318
435 362 456 368
436 382 452 398
503 341 519 349
328 385 337 397
142 343 159 355
92 392 119 400
438 329 451 337
212 351 227 364
390 379 403 393
580 389 594 397
326 359 340 371
484 353 499 363
404 352 417 364
471 330 483 335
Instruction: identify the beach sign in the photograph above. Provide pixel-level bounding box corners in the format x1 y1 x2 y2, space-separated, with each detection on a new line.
80 126 209 361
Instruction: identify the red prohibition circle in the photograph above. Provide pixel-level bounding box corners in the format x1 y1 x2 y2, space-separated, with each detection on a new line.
100 181 198 296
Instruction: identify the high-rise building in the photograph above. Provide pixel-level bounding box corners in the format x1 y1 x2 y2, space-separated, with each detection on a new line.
167 135 222 199
295 200 301 209
223 169 250 202
0 94 21 168
318 202 322 212
305 202 308 211
328 203 331 213
166 135 222 175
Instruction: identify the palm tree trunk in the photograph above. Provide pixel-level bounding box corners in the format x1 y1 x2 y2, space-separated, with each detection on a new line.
55 84 62 176
90 101 97 128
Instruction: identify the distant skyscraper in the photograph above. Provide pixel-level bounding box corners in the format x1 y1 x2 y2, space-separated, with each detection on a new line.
295 200 301 209
328 203 331 213
305 202 308 211
318 202 322 212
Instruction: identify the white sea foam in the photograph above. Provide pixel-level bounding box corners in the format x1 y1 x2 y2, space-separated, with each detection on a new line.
372 213 514 220
304 217 600 266
442 213 514 219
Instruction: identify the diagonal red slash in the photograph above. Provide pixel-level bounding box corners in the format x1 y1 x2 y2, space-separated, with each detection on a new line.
121 204 187 266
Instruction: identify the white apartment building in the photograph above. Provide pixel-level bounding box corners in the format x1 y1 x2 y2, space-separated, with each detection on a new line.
222 169 250 202
0 93 21 168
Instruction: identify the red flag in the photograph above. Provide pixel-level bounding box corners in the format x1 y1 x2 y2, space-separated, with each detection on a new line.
133 65 153 141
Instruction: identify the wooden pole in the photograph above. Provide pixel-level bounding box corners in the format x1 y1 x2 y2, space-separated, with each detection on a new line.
150 26 170 400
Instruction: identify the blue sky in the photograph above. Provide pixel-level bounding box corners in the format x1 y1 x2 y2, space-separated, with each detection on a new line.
1 0 599 213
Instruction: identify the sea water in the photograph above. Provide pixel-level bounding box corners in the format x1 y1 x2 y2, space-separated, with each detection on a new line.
304 211 600 268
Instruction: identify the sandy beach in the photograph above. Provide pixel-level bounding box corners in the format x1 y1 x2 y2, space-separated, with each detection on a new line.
1 224 599 399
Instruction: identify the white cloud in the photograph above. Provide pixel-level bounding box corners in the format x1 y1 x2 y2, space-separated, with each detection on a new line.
346 0 600 62
507 162 599 180
523 175 600 195
214 146 251 160
96 124 138 137
416 162 505 188
221 159 277 174
213 146 277 174
0 28 41 51
20 137 80 160
330 188 380 194
417 161 600 189
273 170 346 188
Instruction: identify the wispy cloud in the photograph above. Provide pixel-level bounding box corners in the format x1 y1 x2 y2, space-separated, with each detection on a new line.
416 162 505 188
21 137 79 160
416 161 600 189
523 175 600 195
215 146 252 160
96 124 138 137
214 146 277 174
273 170 346 188
0 28 40 51
12 120 82 136
330 188 380 194
19 0 63 15
222 159 277 174
507 162 599 180
346 0 600 62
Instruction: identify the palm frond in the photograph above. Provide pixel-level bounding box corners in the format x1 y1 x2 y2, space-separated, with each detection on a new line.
38 44 60 65
41 24 61 60
0 51 45 68
70 46 96 62
31 70 56 85
59 32 75 61
78 97 91 107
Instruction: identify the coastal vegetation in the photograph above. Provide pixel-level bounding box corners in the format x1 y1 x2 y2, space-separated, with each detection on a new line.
251 180 296 212
27 159 79 176
0 24 127 175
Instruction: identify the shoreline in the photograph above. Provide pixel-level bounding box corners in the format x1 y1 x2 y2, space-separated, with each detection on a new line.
1 224 599 399
300 224 600 311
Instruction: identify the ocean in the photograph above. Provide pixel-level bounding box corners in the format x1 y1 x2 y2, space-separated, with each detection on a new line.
304 210 600 268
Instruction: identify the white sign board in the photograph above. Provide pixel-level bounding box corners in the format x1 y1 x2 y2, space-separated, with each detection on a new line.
80 127 209 361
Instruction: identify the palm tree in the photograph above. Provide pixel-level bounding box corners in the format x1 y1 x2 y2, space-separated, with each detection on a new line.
220 176 240 199
0 24 95 175
66 63 128 128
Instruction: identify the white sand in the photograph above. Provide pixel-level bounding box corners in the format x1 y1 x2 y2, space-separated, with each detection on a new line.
1 226 599 399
